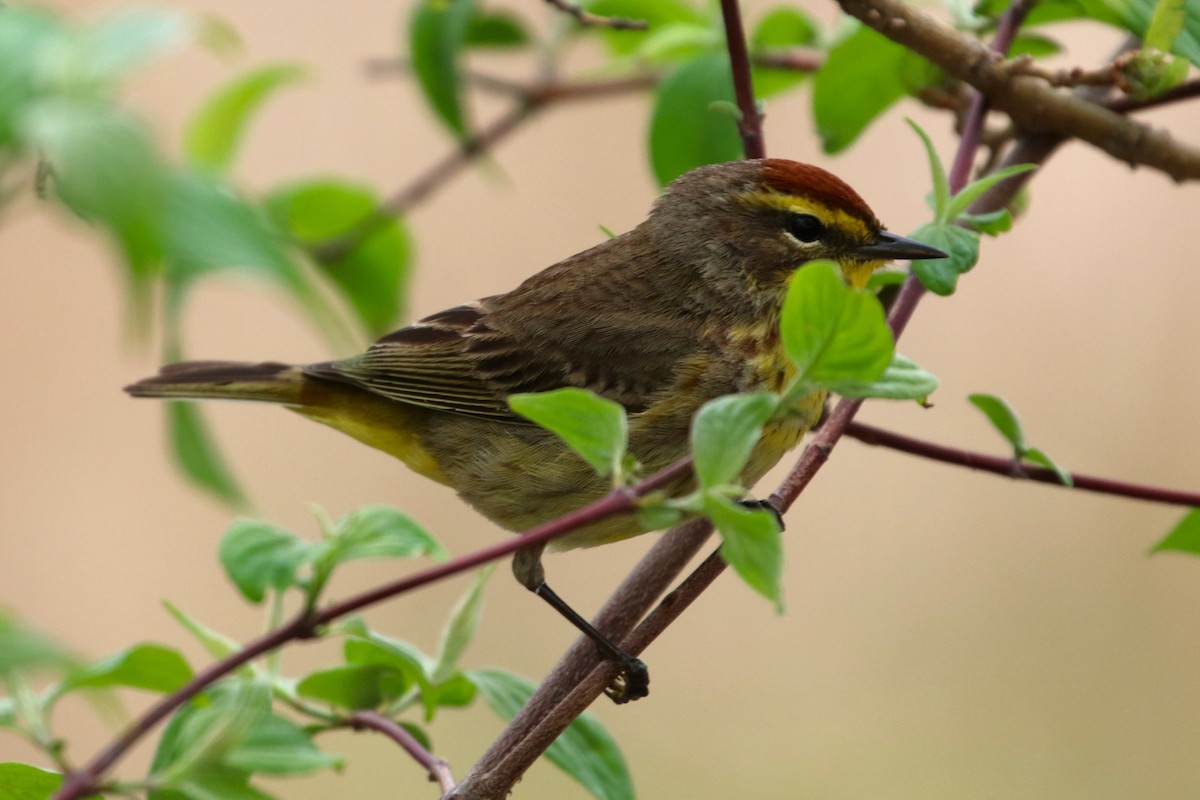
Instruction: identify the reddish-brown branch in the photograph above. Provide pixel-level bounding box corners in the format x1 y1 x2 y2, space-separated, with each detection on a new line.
719 0 765 159
846 421 1200 507
348 711 456 795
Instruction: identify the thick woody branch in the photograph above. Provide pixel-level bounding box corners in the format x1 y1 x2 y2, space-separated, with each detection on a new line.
836 0 1200 181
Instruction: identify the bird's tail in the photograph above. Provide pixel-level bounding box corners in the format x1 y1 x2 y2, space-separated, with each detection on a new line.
124 361 306 405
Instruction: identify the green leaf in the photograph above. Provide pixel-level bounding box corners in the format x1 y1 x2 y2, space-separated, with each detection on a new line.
780 261 894 390
944 163 1038 222
185 64 307 173
266 179 412 335
150 683 272 781
906 119 950 220
586 0 705 55
0 613 72 676
409 0 475 140
968 393 1026 453
432 567 494 684
162 601 243 663
828 352 939 401
65 8 188 92
690 393 780 488
344 635 437 720
1151 508 1200 555
0 699 15 728
635 22 720 63
58 643 193 695
219 519 312 604
161 765 275 800
1009 32 1063 57
0 763 63 800
960 209 1014 236
636 500 685 531
509 388 628 478
1144 0 1187 50
0 10 64 149
752 7 818 48
815 27 937 153
649 52 741 185
705 493 783 609
1102 0 1200 66
909 223 980 296
168 402 248 509
222 713 341 775
432 672 478 707
296 665 398 710
465 10 529 47
20 100 166 290
327 505 448 564
471 669 633 800
1023 447 1073 487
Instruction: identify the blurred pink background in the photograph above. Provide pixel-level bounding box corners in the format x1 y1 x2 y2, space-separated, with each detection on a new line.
2 2 1199 797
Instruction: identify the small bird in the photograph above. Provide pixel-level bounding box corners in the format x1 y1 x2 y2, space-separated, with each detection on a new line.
127 159 946 701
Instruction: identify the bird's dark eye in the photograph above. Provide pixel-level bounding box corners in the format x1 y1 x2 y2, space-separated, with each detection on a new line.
785 213 824 243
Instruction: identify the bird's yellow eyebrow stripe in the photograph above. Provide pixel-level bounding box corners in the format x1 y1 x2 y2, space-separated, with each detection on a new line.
738 189 876 241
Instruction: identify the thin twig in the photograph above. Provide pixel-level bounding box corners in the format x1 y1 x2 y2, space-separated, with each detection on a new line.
719 0 765 158
1108 77 1200 113
845 421 1200 507
348 711 456 795
753 49 823 72
543 0 647 30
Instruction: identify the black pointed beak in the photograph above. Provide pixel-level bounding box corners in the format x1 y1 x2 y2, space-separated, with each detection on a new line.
854 231 947 261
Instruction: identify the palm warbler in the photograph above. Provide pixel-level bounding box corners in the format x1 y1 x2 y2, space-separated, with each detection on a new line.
127 159 946 700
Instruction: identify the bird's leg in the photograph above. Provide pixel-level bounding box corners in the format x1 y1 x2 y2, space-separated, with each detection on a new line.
512 545 649 704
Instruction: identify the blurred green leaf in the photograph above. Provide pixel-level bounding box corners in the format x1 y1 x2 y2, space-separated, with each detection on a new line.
968 393 1026 453
752 7 818 47
219 519 312 604
1023 447 1073 487
0 763 63 800
432 672 478 707
344 633 437 719
0 613 72 676
909 223 980 295
21 100 166 289
432 567 493 684
63 8 189 90
944 164 1038 223
1145 0 1186 49
706 494 783 609
150 683 272 782
0 10 64 148
649 52 741 185
58 643 193 695
960 209 1014 235
162 601 243 663
780 261 894 391
185 63 307 174
510 388 628 478
410 0 475 140
691 393 780 488
465 9 529 47
1151 508 1200 555
296 665 396 710
222 714 341 775
829 353 939 401
1104 0 1200 66
471 669 633 800
326 505 447 565
635 21 720 62
586 0 705 55
168 402 248 509
266 179 412 335
1009 32 1063 57
814 26 935 153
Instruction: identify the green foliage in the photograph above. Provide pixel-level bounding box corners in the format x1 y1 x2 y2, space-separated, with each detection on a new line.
168 402 248 510
1151 508 1200 555
410 0 476 140
218 506 446 606
649 52 741 185
465 9 530 47
0 614 73 676
813 25 940 153
969 393 1073 485
907 121 1037 295
267 179 413 336
691 393 780 488
54 644 193 697
0 763 65 800
184 64 308 173
471 669 634 800
510 388 630 479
